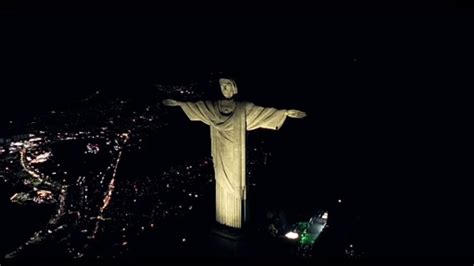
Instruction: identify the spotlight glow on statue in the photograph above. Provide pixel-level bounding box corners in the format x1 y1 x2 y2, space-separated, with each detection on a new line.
163 78 306 229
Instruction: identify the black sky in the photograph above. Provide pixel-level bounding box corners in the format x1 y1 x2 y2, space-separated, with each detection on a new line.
0 11 472 257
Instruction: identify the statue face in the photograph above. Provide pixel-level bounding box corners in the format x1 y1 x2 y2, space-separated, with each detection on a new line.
219 79 237 99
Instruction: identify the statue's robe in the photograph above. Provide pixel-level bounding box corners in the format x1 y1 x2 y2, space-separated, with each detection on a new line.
179 100 288 228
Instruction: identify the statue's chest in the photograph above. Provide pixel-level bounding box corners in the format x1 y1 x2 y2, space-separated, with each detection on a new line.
219 100 236 115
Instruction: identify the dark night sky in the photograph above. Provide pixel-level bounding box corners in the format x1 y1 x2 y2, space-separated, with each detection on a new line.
0 10 472 257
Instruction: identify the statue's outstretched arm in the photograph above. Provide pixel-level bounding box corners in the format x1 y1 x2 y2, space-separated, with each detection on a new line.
162 99 183 107
163 99 215 125
286 109 307 119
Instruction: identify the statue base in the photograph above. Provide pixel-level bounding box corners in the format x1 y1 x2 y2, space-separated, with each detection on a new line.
210 223 245 241
207 223 251 257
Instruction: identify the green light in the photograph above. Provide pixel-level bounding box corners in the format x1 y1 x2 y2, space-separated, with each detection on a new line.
299 232 317 245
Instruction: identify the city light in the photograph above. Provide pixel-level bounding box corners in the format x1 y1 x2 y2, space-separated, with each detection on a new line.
322 212 329 219
285 232 299 239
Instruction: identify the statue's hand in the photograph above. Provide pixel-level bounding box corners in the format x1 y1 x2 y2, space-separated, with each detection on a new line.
162 99 180 107
287 109 307 119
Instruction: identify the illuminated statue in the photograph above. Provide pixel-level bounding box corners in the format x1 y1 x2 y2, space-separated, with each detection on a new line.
163 78 306 229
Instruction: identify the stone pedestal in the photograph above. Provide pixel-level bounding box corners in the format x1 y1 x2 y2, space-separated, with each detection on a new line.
210 222 245 241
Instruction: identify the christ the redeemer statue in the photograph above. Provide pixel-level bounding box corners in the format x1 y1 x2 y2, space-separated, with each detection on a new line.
163 78 306 229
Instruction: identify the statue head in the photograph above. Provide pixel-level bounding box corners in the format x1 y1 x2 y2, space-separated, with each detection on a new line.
219 78 238 99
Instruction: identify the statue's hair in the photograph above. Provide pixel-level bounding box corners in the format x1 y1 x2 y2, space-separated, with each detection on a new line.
219 78 238 94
